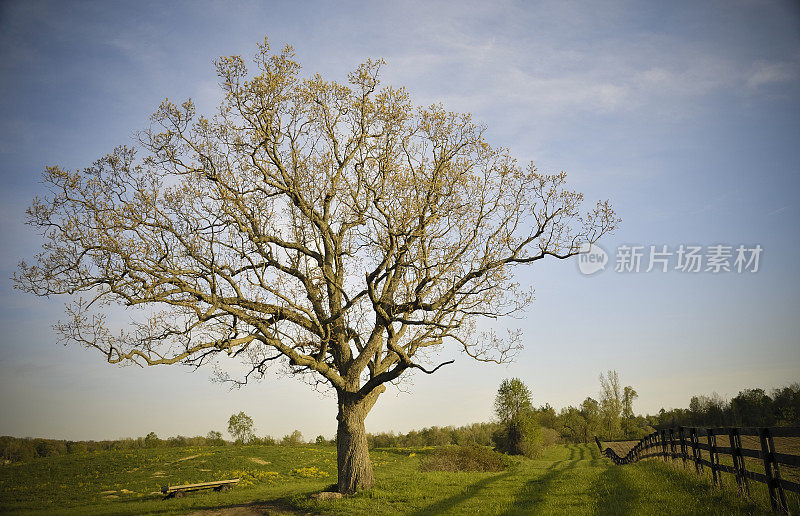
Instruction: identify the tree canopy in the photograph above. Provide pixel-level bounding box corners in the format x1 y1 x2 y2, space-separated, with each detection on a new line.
14 37 617 492
227 411 255 443
494 378 533 424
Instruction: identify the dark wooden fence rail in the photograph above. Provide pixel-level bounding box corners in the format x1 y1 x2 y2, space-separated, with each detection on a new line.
595 426 800 513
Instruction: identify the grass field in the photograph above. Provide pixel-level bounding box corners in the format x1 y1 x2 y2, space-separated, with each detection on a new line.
0 442 789 514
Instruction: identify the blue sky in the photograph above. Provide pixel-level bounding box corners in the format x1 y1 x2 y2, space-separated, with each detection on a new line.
0 0 798 441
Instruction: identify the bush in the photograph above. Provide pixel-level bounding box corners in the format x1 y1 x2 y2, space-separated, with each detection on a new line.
206 430 225 446
0 437 36 462
250 435 276 445
541 427 561 448
493 411 547 458
35 439 66 457
168 435 189 447
66 441 87 454
143 432 160 447
420 444 507 472
517 422 544 458
281 430 303 445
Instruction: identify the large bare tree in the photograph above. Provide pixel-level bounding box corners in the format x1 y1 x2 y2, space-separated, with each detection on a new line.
15 38 617 493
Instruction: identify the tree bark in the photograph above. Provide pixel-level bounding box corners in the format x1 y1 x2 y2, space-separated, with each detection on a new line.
336 387 383 493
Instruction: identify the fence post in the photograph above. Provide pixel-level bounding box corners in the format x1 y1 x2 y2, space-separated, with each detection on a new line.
650 431 658 459
759 427 788 513
728 428 749 496
690 427 701 474
707 428 719 486
679 427 688 467
669 428 676 461
661 429 668 461
652 432 656 458
766 428 788 513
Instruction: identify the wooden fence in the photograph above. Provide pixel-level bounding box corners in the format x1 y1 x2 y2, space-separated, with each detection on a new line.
595 426 800 513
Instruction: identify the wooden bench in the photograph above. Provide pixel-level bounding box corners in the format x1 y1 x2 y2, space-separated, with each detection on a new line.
161 478 239 498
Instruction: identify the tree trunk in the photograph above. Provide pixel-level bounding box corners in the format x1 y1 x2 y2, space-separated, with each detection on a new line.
336 388 383 493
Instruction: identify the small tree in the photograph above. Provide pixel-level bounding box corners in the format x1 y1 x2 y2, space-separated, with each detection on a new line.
622 386 638 419
599 370 639 439
493 378 542 456
282 429 304 445
599 370 622 438
494 378 533 423
144 432 160 448
207 430 224 445
559 406 587 443
228 412 255 444
580 397 601 443
259 435 277 446
621 385 638 437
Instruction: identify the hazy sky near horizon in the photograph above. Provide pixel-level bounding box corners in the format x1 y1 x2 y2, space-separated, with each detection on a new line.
0 0 798 441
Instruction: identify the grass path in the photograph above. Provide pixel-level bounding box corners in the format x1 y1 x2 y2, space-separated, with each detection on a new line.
0 443 781 514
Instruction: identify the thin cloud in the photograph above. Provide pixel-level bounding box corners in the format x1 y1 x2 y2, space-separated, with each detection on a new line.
746 60 800 91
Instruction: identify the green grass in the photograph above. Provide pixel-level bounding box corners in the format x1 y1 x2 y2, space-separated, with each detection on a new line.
0 443 784 514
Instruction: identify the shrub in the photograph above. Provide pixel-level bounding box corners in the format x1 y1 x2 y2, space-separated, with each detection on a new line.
541 427 561 448
206 430 225 446
168 435 189 447
281 430 304 445
419 444 506 472
493 411 545 458
33 439 67 457
66 441 87 454
517 420 544 458
0 437 36 462
249 435 275 445
143 431 160 447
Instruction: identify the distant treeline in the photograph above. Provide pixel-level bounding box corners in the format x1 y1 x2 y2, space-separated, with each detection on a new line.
0 423 538 462
548 379 800 443
649 383 800 429
0 429 320 462
367 422 499 448
3 383 796 462
0 432 226 462
363 382 800 447
367 421 561 455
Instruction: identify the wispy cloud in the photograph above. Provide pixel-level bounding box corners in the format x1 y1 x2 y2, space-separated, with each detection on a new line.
374 1 799 125
746 60 800 91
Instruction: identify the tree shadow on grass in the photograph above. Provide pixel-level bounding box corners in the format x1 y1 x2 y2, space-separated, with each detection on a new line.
407 444 587 515
183 496 305 515
410 470 516 515
500 444 583 515
590 464 635 515
629 460 766 514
